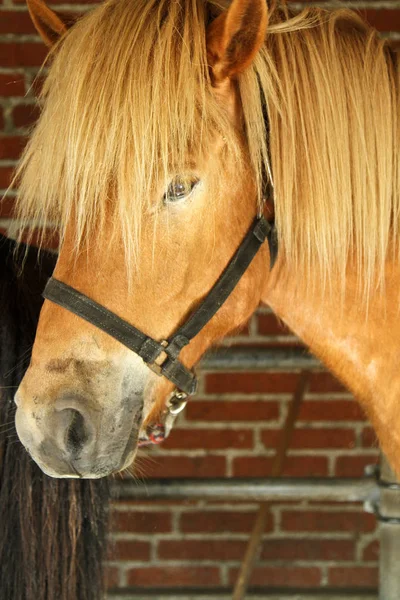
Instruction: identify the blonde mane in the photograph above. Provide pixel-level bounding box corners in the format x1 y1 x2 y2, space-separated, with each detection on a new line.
14 0 399 298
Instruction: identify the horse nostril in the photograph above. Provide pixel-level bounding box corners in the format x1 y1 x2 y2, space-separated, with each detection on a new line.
62 409 89 454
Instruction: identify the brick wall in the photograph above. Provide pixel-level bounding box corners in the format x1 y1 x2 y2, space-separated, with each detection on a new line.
1 0 398 596
106 312 380 594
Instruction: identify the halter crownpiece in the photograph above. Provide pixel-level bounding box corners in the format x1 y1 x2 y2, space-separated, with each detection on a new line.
43 213 278 444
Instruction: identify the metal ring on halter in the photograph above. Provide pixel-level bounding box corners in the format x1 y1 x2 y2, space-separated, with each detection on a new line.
166 391 188 415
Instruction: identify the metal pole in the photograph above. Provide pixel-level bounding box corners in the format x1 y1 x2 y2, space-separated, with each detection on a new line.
378 454 400 600
111 477 377 503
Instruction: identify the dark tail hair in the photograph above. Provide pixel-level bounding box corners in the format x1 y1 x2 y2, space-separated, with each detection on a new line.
0 236 110 600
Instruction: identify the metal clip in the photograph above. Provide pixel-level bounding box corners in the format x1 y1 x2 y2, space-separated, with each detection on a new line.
166 391 188 415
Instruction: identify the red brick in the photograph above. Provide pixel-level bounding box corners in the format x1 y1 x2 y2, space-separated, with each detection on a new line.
335 455 378 477
363 539 379 561
361 9 400 33
261 428 355 449
0 135 26 160
186 400 279 422
180 510 272 534
163 428 253 450
110 540 151 561
260 538 355 561
0 167 15 192
0 196 15 217
229 566 321 587
157 539 248 561
0 73 25 97
362 426 377 448
127 566 220 587
257 313 292 336
328 566 378 587
145 455 226 478
281 510 376 533
205 372 299 394
299 400 365 422
0 107 3 130
12 104 40 128
0 12 36 35
0 43 47 68
233 455 328 477
309 372 347 393
112 510 172 534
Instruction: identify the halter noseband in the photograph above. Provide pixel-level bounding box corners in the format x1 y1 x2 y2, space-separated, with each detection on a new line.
43 212 278 444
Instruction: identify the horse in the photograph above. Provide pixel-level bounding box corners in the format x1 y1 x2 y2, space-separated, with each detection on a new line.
0 235 109 599
12 0 399 479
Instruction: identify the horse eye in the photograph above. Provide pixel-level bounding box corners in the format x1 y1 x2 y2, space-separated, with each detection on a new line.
163 177 199 204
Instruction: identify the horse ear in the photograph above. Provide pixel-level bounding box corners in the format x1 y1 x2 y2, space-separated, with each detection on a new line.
27 0 68 47
206 0 268 84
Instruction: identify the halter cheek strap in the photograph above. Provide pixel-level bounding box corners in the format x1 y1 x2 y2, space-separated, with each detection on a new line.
43 214 278 442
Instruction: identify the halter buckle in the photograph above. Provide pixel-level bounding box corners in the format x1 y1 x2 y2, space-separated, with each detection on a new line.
148 340 169 375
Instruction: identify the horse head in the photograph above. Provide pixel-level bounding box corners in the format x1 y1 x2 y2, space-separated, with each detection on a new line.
15 0 273 478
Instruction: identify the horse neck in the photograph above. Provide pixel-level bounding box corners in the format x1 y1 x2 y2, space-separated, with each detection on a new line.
262 259 400 475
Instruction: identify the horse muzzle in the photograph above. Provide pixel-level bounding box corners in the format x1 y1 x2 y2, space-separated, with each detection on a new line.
14 393 143 478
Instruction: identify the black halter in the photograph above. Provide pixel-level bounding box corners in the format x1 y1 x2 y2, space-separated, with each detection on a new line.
43 213 277 398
